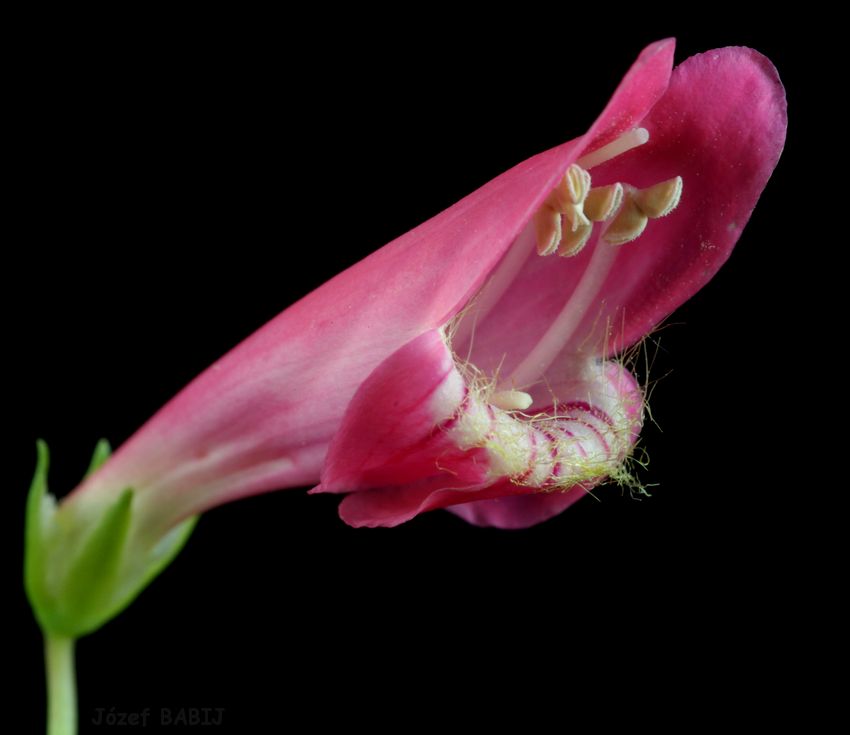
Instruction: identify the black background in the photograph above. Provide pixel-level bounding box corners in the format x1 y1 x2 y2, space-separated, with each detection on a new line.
8 9 826 734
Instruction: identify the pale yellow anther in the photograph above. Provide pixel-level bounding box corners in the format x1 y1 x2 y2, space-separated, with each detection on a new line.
558 222 593 257
584 183 624 222
544 164 592 233
565 208 591 232
563 165 592 232
603 196 648 245
534 136 681 255
566 164 591 204
632 176 683 218
534 205 562 256
544 177 572 212
490 390 534 411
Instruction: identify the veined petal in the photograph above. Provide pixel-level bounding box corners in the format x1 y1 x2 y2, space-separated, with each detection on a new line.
317 330 643 528
315 330 488 494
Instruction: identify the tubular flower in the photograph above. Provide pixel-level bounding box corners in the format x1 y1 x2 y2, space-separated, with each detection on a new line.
313 41 786 527
27 40 785 637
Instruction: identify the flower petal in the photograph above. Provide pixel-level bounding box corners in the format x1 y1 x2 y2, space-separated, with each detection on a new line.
446 485 593 530
564 47 788 356
314 329 485 494
581 38 675 152
339 477 536 529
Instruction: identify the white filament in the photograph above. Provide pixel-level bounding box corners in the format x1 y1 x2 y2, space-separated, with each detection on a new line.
504 232 619 389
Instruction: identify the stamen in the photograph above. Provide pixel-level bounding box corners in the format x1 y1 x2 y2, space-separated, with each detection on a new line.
534 127 654 257
510 173 684 387
566 205 591 233
603 196 648 245
584 183 623 222
577 127 649 169
545 164 592 232
490 390 534 411
544 175 572 212
565 165 592 208
633 176 683 218
534 205 562 256
603 176 683 245
558 222 593 257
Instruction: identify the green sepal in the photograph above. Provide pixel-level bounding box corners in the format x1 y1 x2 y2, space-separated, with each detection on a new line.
24 440 51 624
85 438 112 477
24 440 197 638
101 513 198 632
58 487 134 633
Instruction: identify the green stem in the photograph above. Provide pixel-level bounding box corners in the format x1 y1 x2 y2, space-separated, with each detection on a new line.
45 634 77 735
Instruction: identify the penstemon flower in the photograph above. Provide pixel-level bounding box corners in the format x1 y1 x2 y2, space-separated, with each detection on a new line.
314 41 786 527
25 39 785 734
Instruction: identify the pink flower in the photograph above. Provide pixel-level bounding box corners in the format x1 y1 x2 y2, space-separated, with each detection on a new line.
311 40 786 527
27 39 785 635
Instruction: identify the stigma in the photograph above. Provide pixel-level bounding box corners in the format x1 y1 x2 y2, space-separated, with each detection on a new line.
533 128 683 257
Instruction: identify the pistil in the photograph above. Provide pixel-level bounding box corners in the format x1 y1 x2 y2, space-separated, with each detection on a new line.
576 127 649 169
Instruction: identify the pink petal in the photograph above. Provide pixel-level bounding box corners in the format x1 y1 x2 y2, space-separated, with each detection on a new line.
564 46 788 356
446 485 592 530
339 477 535 529
459 47 786 387
314 329 565 527
315 329 487 494
321 338 643 527
581 38 675 151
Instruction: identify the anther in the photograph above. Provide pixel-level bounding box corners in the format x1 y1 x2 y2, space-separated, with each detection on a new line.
558 223 593 257
603 176 683 245
533 132 681 255
545 173 573 212
545 164 592 232
632 176 683 218
490 390 534 411
534 205 562 256
584 183 623 222
604 196 648 245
